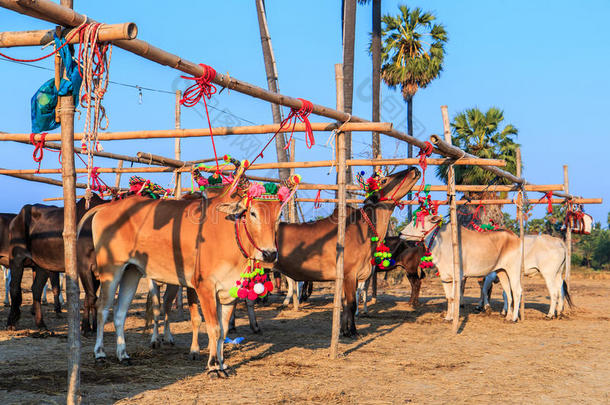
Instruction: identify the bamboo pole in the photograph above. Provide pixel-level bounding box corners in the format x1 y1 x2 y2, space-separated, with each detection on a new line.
0 22 137 47
55 1 79 401
564 165 571 292
136 152 183 168
1 122 394 142
330 64 346 359
440 106 461 334
294 184 564 192
114 160 123 188
174 90 182 198
294 198 602 205
517 148 526 320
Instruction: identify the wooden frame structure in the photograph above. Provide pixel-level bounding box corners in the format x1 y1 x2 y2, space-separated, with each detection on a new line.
0 1 603 403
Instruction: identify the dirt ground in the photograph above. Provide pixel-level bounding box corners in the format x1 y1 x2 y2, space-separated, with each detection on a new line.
0 271 608 405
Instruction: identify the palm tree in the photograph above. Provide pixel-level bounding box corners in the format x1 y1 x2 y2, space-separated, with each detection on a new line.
380 5 447 219
436 107 520 226
254 0 289 182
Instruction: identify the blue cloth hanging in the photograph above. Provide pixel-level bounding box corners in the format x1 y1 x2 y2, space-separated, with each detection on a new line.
30 34 82 133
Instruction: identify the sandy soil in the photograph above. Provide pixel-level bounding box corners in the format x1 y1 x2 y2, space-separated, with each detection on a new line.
0 271 608 405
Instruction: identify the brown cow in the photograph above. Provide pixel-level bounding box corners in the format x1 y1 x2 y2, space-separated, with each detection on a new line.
274 167 420 336
356 237 427 316
80 184 285 376
7 194 107 331
1 213 17 306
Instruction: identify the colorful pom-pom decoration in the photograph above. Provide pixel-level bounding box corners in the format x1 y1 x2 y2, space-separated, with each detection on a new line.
230 259 273 301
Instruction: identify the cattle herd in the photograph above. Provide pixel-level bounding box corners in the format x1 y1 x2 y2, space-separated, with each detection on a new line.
0 165 573 377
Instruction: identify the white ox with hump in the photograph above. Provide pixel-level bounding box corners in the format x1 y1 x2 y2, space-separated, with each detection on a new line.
480 234 572 318
401 214 523 322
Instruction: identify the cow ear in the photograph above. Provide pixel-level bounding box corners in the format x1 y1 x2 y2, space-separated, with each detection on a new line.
431 215 442 223
216 200 246 215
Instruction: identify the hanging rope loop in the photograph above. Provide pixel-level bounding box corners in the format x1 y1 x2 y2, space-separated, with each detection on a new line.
179 64 220 169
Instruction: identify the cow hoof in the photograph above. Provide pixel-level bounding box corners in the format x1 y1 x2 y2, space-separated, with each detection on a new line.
228 327 237 334
95 357 107 365
207 369 227 379
54 308 62 315
163 338 176 346
251 327 261 334
119 358 132 366
189 352 201 361
151 340 161 349
544 315 554 321
222 367 236 377
7 325 16 331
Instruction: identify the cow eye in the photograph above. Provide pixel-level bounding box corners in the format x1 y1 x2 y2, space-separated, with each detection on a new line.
250 211 257 219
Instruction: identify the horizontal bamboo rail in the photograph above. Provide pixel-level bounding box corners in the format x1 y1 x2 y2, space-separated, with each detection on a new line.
0 168 124 191
0 22 137 47
295 184 564 192
296 197 603 205
136 152 184 168
0 156 506 175
1 122 393 143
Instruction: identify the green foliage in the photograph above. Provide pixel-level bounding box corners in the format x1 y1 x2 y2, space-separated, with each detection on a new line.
379 5 448 100
502 212 519 233
436 107 520 185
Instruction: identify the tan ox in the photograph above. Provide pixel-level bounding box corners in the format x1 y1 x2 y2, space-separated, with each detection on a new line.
274 167 420 336
401 215 523 322
78 189 283 377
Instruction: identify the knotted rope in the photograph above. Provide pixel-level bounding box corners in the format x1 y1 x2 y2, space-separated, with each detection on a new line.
250 98 316 167
179 64 220 171
29 133 61 173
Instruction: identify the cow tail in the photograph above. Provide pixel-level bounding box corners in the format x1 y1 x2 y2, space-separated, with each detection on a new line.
562 280 574 309
76 205 106 239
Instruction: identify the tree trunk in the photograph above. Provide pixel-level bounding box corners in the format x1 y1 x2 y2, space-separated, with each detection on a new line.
255 0 289 182
457 191 506 228
407 95 413 221
342 0 356 186
371 0 381 162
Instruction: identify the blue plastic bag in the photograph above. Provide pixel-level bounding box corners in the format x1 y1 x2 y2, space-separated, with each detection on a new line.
30 34 82 133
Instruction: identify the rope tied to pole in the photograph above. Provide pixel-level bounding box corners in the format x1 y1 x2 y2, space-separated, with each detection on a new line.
179 64 220 170
415 141 434 196
250 98 316 168
29 132 61 173
314 189 322 209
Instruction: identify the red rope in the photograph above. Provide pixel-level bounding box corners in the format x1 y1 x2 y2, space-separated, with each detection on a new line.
415 141 434 195
75 153 111 195
0 27 84 63
30 133 61 173
179 64 220 170
76 23 110 81
314 190 322 209
250 98 315 167
544 191 553 214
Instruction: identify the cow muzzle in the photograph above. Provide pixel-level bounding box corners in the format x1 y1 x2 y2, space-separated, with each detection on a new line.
261 249 278 263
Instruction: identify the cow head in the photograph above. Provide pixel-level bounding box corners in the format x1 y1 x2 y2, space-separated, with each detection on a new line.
364 167 421 206
400 214 443 241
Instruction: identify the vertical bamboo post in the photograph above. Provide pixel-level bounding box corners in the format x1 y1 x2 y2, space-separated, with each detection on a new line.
517 148 525 320
330 63 346 359
563 165 571 292
174 90 182 198
114 160 123 188
58 1 80 402
441 106 460 334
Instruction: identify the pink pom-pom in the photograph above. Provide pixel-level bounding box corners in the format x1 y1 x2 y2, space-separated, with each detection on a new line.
247 290 258 301
197 177 209 187
237 288 248 299
264 281 274 293
277 186 291 202
247 182 265 199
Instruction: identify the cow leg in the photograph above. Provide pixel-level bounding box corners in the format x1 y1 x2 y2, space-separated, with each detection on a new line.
341 278 358 337
49 272 62 314
3 267 10 306
7 254 25 329
193 281 226 376
441 280 454 321
147 280 162 349
218 302 236 375
162 284 179 345
496 270 512 319
41 278 49 305
80 269 98 335
503 269 522 322
407 274 422 307
480 274 495 312
171 286 185 316
94 273 122 361
544 271 563 319
371 268 378 305
31 268 49 330
114 266 141 363
245 297 260 333
355 280 366 317
186 287 202 359
282 277 299 310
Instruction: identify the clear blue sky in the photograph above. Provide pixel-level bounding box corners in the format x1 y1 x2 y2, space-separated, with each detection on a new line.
1 0 608 225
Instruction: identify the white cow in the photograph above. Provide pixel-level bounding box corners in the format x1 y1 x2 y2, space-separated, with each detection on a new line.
401 215 523 322
479 234 572 318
